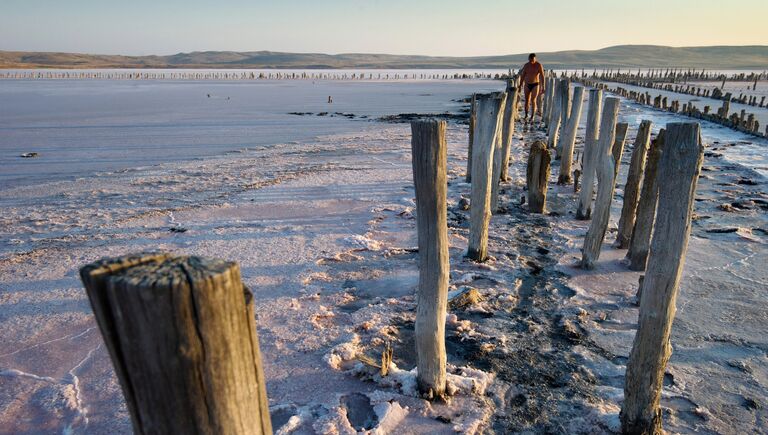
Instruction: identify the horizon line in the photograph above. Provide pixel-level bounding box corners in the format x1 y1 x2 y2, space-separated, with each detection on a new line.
3 43 768 59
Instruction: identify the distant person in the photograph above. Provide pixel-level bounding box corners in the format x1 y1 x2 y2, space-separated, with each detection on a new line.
519 53 545 123
328 96 333 104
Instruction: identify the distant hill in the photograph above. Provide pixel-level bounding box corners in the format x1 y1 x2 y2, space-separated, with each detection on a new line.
1 45 766 69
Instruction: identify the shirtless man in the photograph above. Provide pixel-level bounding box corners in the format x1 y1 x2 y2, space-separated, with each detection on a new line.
519 53 545 123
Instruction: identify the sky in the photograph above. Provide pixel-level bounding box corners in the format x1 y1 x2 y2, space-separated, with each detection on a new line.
2 0 767 56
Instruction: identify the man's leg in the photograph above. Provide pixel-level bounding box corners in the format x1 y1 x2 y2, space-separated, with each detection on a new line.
536 88 544 118
523 86 532 121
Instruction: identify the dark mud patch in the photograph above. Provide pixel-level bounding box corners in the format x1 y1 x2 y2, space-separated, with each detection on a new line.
377 112 468 124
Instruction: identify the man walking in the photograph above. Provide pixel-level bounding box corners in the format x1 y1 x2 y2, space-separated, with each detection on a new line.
519 53 545 123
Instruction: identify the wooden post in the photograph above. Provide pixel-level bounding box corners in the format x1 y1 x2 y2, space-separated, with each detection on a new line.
468 92 506 262
80 254 272 435
557 85 585 184
546 76 557 124
542 77 552 123
576 88 603 219
410 120 449 400
490 123 505 212
611 122 629 183
546 79 564 150
490 90 510 212
500 85 520 182
621 123 704 434
555 78 572 158
466 94 477 182
526 140 551 213
581 97 621 269
627 130 666 271
616 120 652 248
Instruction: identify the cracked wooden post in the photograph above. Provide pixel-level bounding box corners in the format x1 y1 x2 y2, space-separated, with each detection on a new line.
621 122 704 435
468 92 506 262
580 96 620 269
410 120 449 400
526 140 551 213
557 85 585 184
576 88 603 219
627 129 666 271
616 120 652 248
500 84 520 182
80 253 272 435
466 93 477 182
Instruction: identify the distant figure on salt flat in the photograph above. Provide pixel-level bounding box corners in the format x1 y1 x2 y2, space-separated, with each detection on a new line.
328 96 333 103
518 53 545 123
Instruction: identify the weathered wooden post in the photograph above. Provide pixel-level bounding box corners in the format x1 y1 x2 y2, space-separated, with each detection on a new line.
627 130 666 271
468 92 506 262
546 79 564 150
80 253 272 435
555 79 572 158
526 140 551 213
490 90 510 212
616 120 652 248
621 123 704 434
576 88 603 219
611 122 629 182
500 85 520 182
489 126 505 212
581 97 621 269
542 77 552 123
410 120 449 400
557 85 585 184
466 94 477 182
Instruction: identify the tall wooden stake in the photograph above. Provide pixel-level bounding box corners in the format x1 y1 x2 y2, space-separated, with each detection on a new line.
500 85 520 182
466 93 477 182
546 79 564 150
557 85 585 184
555 78 572 158
621 123 704 434
611 122 629 183
468 92 506 262
410 120 449 400
627 130 666 271
490 88 512 212
616 120 652 248
576 88 604 220
581 96 620 269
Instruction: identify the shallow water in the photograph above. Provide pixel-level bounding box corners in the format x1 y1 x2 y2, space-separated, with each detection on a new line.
0 77 502 187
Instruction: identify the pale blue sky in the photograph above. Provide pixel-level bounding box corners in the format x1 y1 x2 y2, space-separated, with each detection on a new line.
2 0 766 56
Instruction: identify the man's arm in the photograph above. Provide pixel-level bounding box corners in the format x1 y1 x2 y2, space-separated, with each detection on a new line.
538 64 545 91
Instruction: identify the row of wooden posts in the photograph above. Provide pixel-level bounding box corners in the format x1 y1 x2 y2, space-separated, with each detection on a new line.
0 70 503 81
577 79 768 138
77 77 703 434
410 74 704 434
585 73 765 106
578 68 765 86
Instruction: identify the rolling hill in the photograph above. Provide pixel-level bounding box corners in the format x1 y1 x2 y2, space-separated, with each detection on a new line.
1 45 766 69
